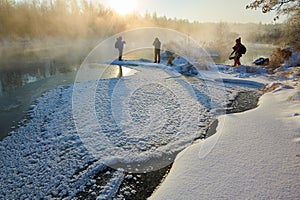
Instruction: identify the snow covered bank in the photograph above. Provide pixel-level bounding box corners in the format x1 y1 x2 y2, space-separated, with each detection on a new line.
150 87 300 199
2 60 254 199
2 55 296 199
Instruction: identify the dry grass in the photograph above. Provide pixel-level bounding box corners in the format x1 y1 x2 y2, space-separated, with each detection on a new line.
268 48 292 70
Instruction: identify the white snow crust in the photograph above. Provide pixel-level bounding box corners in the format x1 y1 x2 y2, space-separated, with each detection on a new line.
0 56 299 199
150 79 300 199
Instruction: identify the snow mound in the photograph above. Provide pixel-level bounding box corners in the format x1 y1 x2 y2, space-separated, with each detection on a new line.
150 87 300 200
284 50 300 68
172 63 198 76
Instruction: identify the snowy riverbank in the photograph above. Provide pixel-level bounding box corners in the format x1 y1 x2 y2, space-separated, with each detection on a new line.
0 57 299 199
150 85 300 199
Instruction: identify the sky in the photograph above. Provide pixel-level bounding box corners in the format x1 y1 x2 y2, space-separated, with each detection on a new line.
101 0 286 24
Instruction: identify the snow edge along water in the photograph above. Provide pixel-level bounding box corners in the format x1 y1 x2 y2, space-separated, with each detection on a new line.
0 59 270 199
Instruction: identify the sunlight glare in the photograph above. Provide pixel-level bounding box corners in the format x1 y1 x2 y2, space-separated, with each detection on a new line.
109 0 137 15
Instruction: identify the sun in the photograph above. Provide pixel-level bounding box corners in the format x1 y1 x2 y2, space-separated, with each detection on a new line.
109 0 137 15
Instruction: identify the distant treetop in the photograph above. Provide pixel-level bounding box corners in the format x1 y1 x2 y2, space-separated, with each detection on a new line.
246 0 300 21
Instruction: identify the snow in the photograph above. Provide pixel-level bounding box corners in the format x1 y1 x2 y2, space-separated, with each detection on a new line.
96 169 124 200
284 50 300 68
150 78 300 198
0 54 299 199
0 58 240 199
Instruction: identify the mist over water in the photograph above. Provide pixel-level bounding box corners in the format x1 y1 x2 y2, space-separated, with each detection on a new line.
0 33 276 140
0 1 282 140
0 37 137 139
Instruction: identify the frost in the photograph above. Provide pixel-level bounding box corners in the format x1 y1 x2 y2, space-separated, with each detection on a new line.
1 58 299 199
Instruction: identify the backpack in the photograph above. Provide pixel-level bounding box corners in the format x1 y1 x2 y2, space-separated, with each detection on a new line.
240 44 246 54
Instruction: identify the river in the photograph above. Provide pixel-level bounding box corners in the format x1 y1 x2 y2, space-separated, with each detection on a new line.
0 61 136 140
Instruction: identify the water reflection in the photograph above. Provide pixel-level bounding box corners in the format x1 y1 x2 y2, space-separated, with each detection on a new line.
101 65 137 79
118 65 123 78
0 60 77 96
0 62 136 140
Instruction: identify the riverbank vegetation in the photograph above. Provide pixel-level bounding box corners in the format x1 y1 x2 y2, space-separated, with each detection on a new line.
0 0 299 66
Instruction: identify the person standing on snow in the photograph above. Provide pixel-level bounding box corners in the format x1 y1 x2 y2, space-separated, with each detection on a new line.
229 37 243 66
153 37 161 63
115 36 126 61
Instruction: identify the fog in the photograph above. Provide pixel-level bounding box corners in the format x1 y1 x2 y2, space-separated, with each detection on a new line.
0 1 285 90
0 0 283 137
0 0 284 95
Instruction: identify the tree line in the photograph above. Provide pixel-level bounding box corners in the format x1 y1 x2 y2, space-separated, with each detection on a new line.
0 1 289 42
0 0 299 67
247 0 300 50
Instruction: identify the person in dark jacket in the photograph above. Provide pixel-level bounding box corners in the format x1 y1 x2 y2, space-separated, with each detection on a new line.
229 37 242 66
115 36 126 61
153 37 161 63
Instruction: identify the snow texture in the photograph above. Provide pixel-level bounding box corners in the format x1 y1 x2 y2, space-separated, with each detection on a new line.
150 85 300 199
0 59 249 199
1 57 299 199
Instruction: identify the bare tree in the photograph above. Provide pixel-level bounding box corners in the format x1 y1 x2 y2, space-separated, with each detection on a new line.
247 0 300 50
284 10 300 50
246 0 300 20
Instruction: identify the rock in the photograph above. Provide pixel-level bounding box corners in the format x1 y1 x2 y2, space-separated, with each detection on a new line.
254 57 269 66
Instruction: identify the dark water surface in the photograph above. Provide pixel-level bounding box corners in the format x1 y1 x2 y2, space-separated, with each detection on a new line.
0 63 134 140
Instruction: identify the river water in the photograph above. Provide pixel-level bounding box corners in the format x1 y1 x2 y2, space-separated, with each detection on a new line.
0 61 136 140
